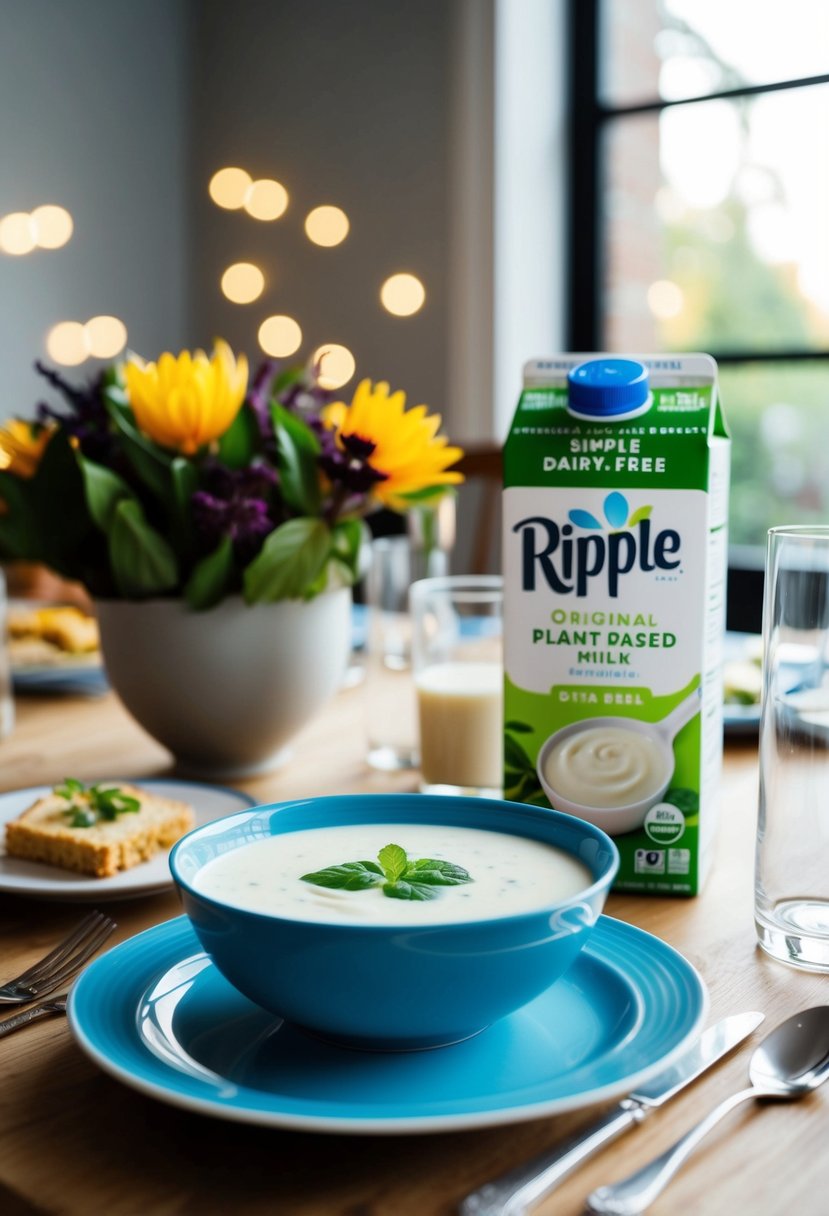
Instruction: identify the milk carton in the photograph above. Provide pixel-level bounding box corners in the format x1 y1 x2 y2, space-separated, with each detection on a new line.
502 355 729 895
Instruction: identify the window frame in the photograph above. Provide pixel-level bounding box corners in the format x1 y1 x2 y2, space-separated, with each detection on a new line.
566 0 829 632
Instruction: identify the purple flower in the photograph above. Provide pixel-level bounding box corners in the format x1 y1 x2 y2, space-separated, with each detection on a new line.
318 444 387 495
245 359 336 455
35 361 115 465
279 376 335 418
192 461 279 563
246 359 280 453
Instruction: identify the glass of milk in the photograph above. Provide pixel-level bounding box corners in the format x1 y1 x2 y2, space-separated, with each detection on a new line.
410 575 503 797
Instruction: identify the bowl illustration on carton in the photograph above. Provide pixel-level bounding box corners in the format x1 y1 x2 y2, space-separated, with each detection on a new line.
535 690 700 836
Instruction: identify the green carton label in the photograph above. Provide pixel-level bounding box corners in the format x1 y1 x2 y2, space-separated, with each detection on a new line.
502 356 730 896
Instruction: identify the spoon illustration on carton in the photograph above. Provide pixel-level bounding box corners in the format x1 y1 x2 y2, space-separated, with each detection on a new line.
536 689 700 836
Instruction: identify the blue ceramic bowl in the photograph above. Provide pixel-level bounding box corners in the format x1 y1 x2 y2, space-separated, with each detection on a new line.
170 794 619 1051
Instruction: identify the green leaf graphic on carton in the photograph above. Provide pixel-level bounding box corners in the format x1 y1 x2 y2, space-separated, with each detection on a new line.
504 719 534 734
505 734 534 772
663 788 699 816
503 722 547 805
626 505 652 527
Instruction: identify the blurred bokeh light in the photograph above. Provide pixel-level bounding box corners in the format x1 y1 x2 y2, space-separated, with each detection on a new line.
305 205 349 247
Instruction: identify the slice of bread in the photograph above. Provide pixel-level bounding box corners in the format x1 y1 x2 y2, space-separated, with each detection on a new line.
4 784 195 878
8 605 100 655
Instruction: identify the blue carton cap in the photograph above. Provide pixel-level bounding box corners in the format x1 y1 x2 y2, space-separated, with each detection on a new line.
567 358 650 416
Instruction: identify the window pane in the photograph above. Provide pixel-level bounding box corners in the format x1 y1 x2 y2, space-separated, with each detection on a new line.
603 84 829 353
601 0 829 106
723 361 829 547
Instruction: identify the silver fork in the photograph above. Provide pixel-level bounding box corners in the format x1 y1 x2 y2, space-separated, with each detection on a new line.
0 993 68 1037
0 910 115 1005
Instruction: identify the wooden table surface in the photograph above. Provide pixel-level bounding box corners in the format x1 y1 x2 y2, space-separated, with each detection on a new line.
0 683 826 1216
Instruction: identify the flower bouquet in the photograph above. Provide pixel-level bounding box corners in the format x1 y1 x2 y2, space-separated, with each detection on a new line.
0 341 464 609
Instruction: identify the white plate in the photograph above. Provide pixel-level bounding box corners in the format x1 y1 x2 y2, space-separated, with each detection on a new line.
0 780 256 901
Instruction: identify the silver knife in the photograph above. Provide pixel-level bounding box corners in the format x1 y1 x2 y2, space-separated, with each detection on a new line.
458 1011 764 1216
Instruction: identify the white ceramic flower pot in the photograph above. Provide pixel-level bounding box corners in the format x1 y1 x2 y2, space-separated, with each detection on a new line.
96 588 352 778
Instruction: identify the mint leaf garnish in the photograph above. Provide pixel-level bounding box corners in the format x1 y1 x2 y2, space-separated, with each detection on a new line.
301 843 472 901
383 879 439 901
55 779 141 828
378 843 408 883
407 858 471 885
300 862 384 891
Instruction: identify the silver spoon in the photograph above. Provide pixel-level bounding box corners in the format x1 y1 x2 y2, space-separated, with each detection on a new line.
587 1006 829 1215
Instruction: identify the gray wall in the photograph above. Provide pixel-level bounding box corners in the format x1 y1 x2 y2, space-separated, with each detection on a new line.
0 0 191 416
0 0 453 424
190 0 451 416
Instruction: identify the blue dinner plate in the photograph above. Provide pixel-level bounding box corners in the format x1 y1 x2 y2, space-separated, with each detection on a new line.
12 662 109 696
68 914 707 1134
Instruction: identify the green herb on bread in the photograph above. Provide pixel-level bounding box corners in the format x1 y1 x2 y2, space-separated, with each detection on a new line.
55 778 141 828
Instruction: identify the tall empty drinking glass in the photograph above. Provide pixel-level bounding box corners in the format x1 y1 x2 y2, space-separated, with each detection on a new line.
364 536 447 771
756 526 829 970
410 575 502 797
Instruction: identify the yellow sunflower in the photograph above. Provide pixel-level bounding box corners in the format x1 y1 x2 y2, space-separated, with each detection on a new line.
0 418 52 478
323 379 464 509
124 339 248 455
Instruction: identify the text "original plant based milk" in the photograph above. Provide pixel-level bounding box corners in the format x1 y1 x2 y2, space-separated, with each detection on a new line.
502 356 730 894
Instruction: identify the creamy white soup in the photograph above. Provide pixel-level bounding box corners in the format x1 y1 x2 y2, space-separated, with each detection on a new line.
543 726 668 809
193 823 593 925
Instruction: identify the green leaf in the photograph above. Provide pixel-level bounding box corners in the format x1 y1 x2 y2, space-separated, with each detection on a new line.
397 485 454 505
378 843 408 883
217 402 261 469
382 880 439 901
304 555 356 600
104 391 173 501
505 720 534 734
272 367 306 397
627 505 652 527
90 788 140 820
31 428 96 564
64 807 97 828
331 518 368 580
270 403 322 515
0 471 40 557
405 858 472 886
504 771 544 803
55 778 85 800
108 499 179 598
184 535 234 611
243 518 330 603
663 787 699 815
102 376 127 404
302 848 472 901
170 457 198 558
57 780 141 827
301 863 384 891
79 458 136 533
524 789 552 808
505 734 535 773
